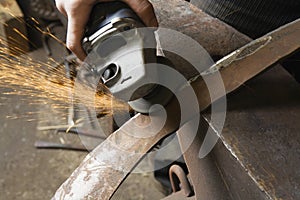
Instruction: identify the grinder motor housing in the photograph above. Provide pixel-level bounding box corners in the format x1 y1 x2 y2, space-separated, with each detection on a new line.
82 2 158 101
82 2 174 113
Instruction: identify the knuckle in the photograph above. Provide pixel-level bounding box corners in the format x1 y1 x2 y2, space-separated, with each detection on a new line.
66 41 77 52
136 1 154 13
55 1 62 9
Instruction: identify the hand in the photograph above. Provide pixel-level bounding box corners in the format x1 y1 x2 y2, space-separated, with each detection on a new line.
55 0 158 61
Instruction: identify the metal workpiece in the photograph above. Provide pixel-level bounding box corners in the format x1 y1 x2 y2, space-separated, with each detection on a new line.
52 107 182 200
149 0 252 81
212 66 300 199
193 18 300 111
200 36 273 76
169 165 193 197
150 0 251 57
34 141 90 152
177 117 232 200
52 0 300 198
161 191 195 200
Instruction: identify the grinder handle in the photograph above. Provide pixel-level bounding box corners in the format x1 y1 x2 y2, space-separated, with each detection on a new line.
84 2 143 37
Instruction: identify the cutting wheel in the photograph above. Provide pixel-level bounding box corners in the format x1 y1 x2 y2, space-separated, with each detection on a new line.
128 85 173 113
128 56 175 113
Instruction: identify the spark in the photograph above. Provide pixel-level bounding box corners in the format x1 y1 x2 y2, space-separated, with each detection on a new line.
0 45 127 115
0 14 128 121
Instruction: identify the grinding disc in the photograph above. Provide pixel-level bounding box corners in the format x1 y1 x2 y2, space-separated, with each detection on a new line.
128 85 174 113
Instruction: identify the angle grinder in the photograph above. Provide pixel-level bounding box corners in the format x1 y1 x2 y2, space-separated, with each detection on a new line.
82 2 173 113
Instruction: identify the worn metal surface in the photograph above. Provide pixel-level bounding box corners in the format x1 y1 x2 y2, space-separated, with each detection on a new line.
161 191 195 200
212 66 300 199
52 1 252 199
52 0 300 198
169 165 193 196
193 18 300 111
34 141 89 152
212 140 269 200
52 103 181 199
177 118 231 199
53 18 300 199
150 0 251 57
151 0 252 81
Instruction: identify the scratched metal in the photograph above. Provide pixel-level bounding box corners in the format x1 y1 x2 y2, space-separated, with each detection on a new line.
150 0 251 57
52 1 252 199
177 118 232 199
193 19 300 111
52 103 181 199
161 191 195 200
212 66 300 199
52 5 300 200
150 0 252 80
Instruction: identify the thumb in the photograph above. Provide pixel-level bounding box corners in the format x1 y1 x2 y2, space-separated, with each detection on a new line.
65 3 94 61
66 18 87 61
122 0 158 27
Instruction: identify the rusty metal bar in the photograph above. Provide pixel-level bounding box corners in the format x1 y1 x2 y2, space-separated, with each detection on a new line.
52 1 250 198
161 191 195 200
52 1 300 199
52 109 181 199
211 66 300 199
177 117 232 199
169 165 193 196
193 18 300 111
35 141 90 152
150 0 251 57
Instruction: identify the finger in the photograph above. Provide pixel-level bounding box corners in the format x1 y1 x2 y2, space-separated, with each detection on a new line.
123 0 158 27
65 2 94 61
66 17 88 61
55 1 67 17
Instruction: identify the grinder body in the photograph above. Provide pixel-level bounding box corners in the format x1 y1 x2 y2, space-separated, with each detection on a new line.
82 2 157 101
82 2 173 113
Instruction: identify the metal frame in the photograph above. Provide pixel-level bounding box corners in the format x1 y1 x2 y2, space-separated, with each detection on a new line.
52 0 300 199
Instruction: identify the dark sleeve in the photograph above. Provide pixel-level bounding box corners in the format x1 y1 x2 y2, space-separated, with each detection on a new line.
190 0 300 38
